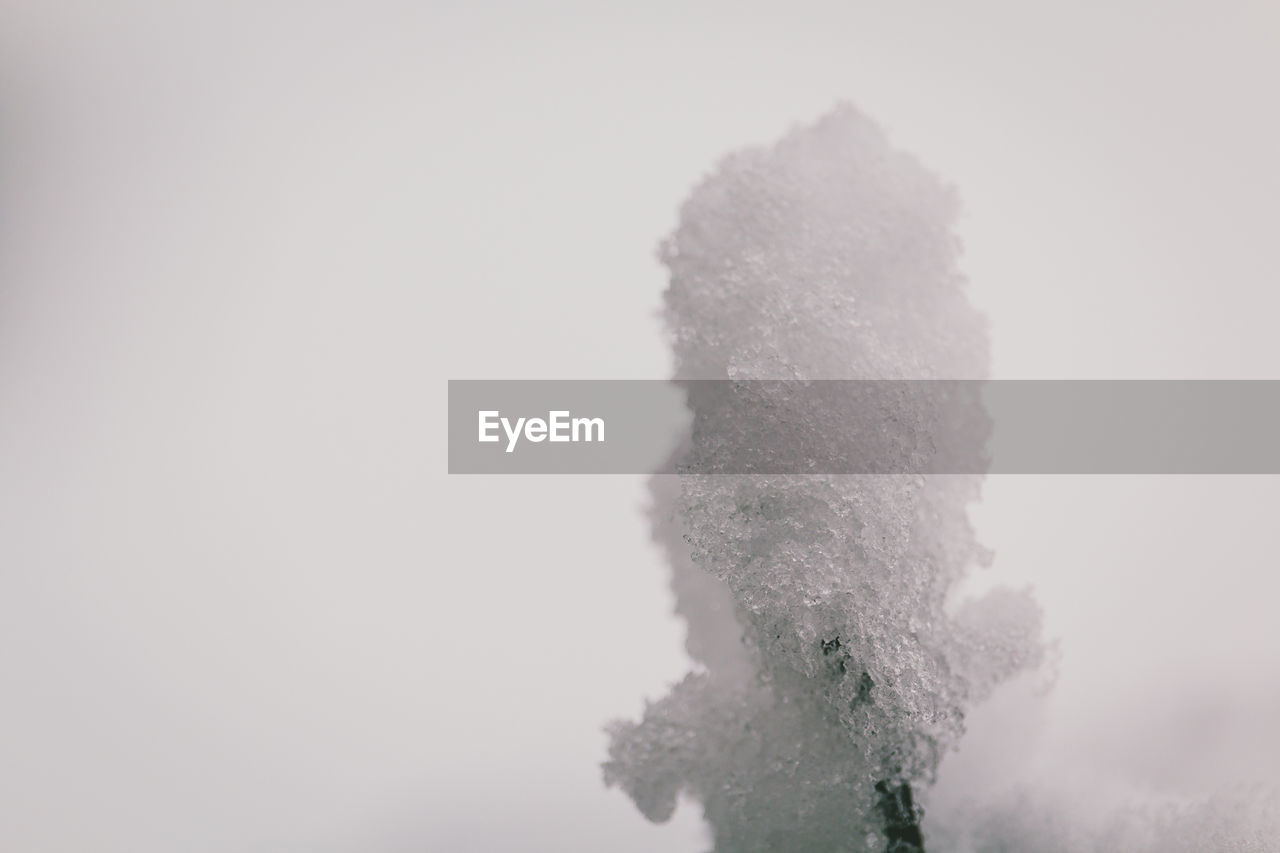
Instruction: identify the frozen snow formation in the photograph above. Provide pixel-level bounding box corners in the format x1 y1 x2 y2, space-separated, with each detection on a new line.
603 105 1044 852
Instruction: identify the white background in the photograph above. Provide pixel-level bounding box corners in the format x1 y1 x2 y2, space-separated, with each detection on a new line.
1 2 1278 850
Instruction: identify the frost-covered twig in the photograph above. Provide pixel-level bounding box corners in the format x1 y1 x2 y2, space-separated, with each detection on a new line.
604 106 1043 852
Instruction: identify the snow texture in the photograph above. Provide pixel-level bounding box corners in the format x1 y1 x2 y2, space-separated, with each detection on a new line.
604 105 1043 851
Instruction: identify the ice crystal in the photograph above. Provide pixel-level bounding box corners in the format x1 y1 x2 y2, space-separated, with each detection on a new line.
604 106 1043 851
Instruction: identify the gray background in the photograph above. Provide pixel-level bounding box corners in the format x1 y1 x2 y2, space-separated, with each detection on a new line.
2 1 1279 850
